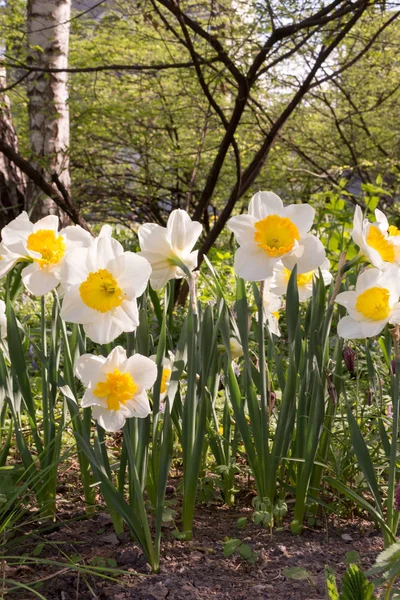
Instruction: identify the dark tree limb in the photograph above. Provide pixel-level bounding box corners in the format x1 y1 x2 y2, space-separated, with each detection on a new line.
0 140 93 233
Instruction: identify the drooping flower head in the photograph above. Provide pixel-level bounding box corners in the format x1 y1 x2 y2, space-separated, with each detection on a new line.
75 346 157 432
227 191 318 281
60 231 151 344
335 266 400 339
262 282 282 337
0 300 6 339
270 237 332 302
352 206 400 268
138 209 202 290
0 212 92 295
150 352 174 400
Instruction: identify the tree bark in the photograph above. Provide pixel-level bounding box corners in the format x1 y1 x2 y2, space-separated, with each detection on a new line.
26 0 71 221
0 61 26 228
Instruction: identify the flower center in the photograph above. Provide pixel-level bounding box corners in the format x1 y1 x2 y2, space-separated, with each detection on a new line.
283 267 314 287
93 368 138 411
355 287 391 321
79 269 124 313
254 215 299 257
160 367 172 394
366 226 395 262
27 229 66 269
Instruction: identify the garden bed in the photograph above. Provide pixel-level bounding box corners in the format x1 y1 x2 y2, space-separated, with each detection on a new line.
6 498 383 600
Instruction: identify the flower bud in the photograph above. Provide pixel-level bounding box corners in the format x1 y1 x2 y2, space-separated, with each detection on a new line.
396 481 400 512
342 346 356 375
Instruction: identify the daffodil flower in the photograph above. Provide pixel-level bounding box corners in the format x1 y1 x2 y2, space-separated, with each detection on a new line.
75 346 157 432
227 191 317 281
270 235 332 302
352 206 400 268
138 209 202 290
262 283 282 337
150 352 174 400
60 234 151 344
0 212 92 295
336 266 400 339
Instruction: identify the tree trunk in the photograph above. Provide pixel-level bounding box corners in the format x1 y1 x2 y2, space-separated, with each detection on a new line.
0 61 26 228
26 0 71 221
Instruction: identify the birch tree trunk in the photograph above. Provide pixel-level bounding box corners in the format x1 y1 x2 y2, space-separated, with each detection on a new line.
26 0 71 220
0 60 26 228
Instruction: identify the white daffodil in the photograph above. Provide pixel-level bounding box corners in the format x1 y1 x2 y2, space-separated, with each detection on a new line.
336 266 400 339
227 191 318 281
0 300 6 339
60 234 151 344
75 346 157 432
352 206 400 268
0 212 92 295
262 283 282 337
270 236 332 302
138 209 202 290
150 352 174 400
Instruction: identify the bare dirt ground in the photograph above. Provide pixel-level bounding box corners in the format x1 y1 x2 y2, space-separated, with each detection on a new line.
3 492 384 600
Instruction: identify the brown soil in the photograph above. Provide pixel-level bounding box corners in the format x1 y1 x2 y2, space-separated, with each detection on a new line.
2 498 384 600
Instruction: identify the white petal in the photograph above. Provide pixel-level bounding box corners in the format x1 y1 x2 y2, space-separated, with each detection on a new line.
99 224 113 237
112 300 139 332
93 406 126 432
248 191 283 220
63 225 93 249
22 263 59 296
234 245 276 281
101 346 127 373
375 209 389 233
337 316 366 339
335 290 358 309
84 314 124 344
283 204 315 238
125 389 151 418
167 210 202 254
227 214 257 246
60 247 90 289
81 389 101 408
61 287 99 324
138 223 172 254
282 235 325 274
109 252 151 298
352 206 364 248
355 268 384 293
75 353 106 385
32 215 59 233
123 354 158 390
1 212 33 255
86 235 123 273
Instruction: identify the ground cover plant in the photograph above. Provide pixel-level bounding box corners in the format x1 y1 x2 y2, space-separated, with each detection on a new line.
2 191 400 598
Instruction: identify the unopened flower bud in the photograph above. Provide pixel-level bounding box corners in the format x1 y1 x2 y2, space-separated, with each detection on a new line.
396 481 400 511
342 346 356 375
391 359 396 375
229 337 244 360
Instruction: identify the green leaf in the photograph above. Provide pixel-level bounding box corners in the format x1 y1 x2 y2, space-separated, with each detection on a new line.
283 566 314 583
223 538 242 557
339 564 375 600
325 565 339 600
